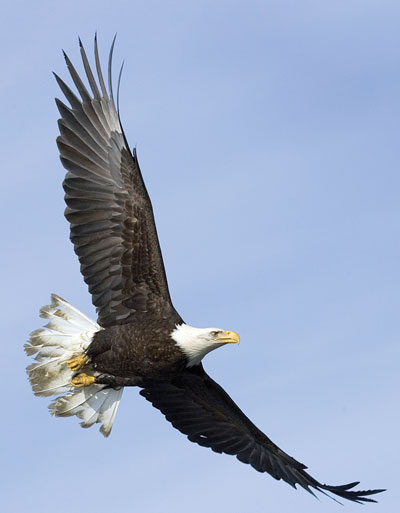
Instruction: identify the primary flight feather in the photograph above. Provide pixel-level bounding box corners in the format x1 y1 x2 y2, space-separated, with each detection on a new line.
25 36 384 504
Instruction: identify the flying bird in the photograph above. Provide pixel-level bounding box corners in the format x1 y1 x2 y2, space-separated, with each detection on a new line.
25 37 384 504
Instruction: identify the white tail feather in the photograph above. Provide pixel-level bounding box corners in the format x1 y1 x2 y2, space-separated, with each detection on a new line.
26 294 124 437
49 385 123 437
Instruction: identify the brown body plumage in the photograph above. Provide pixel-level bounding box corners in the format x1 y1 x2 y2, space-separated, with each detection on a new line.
88 313 185 385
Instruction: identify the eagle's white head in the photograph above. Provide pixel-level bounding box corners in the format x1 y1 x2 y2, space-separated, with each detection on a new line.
171 324 240 367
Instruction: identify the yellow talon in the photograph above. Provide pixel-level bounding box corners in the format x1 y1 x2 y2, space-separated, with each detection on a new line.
70 373 95 387
67 355 89 371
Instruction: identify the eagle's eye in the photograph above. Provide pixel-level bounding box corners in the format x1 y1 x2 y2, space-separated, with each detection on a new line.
210 330 221 337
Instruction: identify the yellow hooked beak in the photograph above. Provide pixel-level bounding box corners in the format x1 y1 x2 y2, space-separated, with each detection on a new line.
215 330 240 344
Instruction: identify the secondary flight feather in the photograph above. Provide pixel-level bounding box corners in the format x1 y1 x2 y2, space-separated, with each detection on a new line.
25 36 384 504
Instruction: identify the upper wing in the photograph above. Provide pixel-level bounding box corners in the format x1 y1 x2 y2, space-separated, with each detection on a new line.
140 366 384 504
55 37 176 327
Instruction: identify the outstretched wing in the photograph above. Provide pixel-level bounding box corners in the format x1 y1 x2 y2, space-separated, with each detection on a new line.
140 366 384 504
55 37 176 327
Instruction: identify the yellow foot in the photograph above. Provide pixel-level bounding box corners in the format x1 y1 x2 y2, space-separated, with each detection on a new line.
70 373 95 387
67 355 89 371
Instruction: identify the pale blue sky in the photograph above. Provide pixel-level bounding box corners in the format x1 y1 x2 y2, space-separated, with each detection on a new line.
1 1 399 512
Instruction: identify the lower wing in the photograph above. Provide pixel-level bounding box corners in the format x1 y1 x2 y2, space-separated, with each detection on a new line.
140 365 384 504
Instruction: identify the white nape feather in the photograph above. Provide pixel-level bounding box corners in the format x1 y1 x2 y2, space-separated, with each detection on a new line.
171 324 226 367
25 294 123 437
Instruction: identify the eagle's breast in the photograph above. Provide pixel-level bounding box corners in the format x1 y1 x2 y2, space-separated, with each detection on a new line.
87 314 187 379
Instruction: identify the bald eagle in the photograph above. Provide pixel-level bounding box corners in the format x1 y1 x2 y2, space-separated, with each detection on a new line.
25 37 383 504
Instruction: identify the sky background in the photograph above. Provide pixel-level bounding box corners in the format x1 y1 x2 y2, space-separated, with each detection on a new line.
1 1 399 512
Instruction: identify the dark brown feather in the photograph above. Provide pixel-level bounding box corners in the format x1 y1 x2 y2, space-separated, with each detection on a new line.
55 38 176 327
88 313 184 380
140 365 384 504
